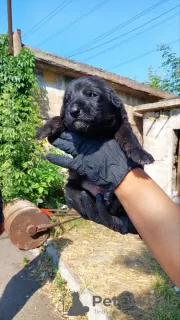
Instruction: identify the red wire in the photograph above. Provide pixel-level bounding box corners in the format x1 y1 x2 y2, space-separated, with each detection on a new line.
40 208 54 217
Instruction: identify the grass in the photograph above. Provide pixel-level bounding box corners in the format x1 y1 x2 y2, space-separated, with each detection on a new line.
110 251 180 320
35 249 88 319
50 219 180 320
36 212 180 319
23 256 29 268
35 251 71 310
144 252 180 320
50 215 85 239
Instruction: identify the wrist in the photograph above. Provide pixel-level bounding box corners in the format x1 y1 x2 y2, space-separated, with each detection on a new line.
114 167 146 199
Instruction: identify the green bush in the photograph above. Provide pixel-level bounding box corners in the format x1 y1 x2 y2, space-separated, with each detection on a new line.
0 34 65 206
147 44 180 95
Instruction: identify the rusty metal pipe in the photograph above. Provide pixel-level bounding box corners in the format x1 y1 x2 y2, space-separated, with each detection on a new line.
7 0 13 55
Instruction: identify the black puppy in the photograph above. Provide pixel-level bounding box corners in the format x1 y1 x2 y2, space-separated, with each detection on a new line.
37 76 154 234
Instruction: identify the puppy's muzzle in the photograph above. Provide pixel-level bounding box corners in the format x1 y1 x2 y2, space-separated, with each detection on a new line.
70 104 81 118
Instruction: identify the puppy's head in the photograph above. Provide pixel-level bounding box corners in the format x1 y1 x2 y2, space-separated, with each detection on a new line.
61 76 125 137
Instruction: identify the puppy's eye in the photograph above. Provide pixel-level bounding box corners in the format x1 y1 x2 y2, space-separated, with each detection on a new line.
65 96 71 104
86 92 98 98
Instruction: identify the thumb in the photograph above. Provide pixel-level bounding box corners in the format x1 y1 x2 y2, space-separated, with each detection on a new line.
46 154 73 169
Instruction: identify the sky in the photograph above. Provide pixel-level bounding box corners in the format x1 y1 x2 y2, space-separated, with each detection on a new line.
0 0 180 83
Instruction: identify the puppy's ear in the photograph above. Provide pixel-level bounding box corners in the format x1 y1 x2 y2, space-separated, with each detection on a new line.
109 88 128 121
60 103 65 120
111 89 154 165
110 90 122 108
60 91 68 120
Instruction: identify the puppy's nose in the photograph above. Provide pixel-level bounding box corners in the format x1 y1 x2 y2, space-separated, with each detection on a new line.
70 105 80 118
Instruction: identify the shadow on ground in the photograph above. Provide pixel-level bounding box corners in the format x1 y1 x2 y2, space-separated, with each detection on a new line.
113 247 159 275
111 247 180 320
115 291 148 320
0 237 72 320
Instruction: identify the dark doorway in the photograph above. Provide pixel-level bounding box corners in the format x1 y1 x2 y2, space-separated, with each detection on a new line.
175 130 180 193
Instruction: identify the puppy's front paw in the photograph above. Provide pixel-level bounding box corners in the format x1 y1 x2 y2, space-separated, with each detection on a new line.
129 148 154 165
36 126 52 140
36 116 63 140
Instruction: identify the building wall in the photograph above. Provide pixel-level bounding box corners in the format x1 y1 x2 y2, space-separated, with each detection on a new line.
36 68 144 143
143 109 180 196
36 69 69 119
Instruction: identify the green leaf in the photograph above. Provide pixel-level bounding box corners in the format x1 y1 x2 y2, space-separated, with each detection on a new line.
38 187 44 193
147 44 180 95
0 34 65 206
37 199 43 204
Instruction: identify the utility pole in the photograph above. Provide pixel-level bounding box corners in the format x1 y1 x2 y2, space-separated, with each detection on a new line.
7 0 13 55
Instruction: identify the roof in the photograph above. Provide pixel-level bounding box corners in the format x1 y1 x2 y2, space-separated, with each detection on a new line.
25 45 177 103
134 98 180 113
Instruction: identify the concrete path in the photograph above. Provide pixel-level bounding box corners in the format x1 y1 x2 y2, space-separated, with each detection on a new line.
0 233 62 320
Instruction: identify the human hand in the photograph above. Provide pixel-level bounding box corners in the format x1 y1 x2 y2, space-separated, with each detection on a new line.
67 190 137 234
46 132 142 193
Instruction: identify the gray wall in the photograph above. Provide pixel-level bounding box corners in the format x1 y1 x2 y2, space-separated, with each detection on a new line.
36 69 74 119
143 109 180 196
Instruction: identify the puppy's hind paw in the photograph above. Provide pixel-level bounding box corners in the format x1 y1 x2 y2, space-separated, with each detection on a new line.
129 148 154 165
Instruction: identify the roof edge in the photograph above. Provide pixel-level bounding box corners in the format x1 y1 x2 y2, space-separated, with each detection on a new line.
133 98 180 113
26 45 177 101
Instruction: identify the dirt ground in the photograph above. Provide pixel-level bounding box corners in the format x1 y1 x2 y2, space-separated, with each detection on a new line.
53 219 159 320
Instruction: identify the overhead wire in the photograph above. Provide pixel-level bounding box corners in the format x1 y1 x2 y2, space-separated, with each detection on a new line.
36 0 110 48
83 7 180 63
23 0 73 40
66 0 169 58
77 4 180 62
110 38 180 70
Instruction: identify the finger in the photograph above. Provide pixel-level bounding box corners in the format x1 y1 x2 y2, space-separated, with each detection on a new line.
60 132 86 144
81 191 101 224
96 194 128 234
66 197 89 220
49 138 78 156
104 190 113 203
112 216 128 234
46 154 73 168
60 132 76 141
96 194 113 228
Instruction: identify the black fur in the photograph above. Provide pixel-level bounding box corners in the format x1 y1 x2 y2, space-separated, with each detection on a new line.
37 76 154 234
